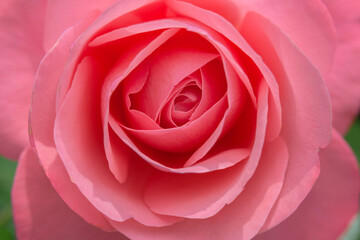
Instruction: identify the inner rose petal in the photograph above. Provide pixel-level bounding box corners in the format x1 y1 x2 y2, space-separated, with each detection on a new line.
173 84 201 112
124 30 218 122
95 18 259 171
159 79 202 127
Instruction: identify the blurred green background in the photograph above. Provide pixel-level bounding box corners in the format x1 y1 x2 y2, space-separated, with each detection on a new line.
0 119 359 240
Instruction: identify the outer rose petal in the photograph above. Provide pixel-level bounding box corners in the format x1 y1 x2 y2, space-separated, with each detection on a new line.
110 137 288 240
241 11 332 229
254 129 360 240
0 0 46 160
173 0 336 76
322 0 360 134
44 0 118 50
12 147 126 240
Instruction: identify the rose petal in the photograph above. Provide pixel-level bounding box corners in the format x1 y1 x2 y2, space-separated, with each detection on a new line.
241 0 336 75
144 157 248 219
322 0 360 134
241 12 332 229
12 147 126 240
56 0 167 105
141 81 270 220
167 0 283 142
55 56 181 226
255 130 360 240
111 136 288 240
0 0 46 159
127 31 218 121
44 0 118 50
190 60 227 120
30 20 114 231
103 29 182 182
104 28 180 131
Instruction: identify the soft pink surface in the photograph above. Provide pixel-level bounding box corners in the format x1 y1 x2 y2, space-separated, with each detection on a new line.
322 0 360 134
12 147 126 240
254 130 360 240
0 0 46 159
111 137 288 240
0 0 358 239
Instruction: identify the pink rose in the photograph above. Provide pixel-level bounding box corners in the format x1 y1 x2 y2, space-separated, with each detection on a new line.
0 0 359 239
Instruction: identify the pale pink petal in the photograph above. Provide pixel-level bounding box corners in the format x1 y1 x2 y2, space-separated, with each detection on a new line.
111 137 288 240
56 0 167 105
322 0 360 134
241 0 336 75
0 0 46 159
12 147 126 240
30 23 117 231
174 0 336 75
173 0 336 77
43 0 118 50
144 158 249 219
255 130 360 240
241 12 332 229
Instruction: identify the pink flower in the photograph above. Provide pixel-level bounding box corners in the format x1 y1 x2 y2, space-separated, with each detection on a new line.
0 0 359 239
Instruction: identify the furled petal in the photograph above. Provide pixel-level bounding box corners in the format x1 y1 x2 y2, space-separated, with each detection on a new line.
0 0 46 159
12 147 126 240
254 130 360 240
126 32 218 121
322 0 360 134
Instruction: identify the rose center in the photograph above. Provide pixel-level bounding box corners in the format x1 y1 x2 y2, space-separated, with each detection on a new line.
173 85 201 112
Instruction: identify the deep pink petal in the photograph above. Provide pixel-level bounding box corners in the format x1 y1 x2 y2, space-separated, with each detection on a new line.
127 31 218 121
322 0 360 134
12 147 126 240
122 95 227 153
0 0 46 159
241 12 332 229
104 28 180 131
255 130 360 240
190 60 227 120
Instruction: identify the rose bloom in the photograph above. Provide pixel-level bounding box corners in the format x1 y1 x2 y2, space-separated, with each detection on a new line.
0 0 359 239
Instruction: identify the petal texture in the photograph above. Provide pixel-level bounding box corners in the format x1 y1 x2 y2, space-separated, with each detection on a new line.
0 0 46 159
254 130 360 240
322 0 360 134
12 147 126 240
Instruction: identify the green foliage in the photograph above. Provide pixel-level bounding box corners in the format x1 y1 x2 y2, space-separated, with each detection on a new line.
0 156 16 240
343 119 360 240
345 119 360 162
